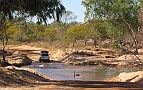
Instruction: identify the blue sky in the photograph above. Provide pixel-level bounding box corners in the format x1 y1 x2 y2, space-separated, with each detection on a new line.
61 0 85 22
31 0 85 23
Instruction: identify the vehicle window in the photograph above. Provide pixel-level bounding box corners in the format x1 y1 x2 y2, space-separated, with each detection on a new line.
41 51 49 53
41 54 49 56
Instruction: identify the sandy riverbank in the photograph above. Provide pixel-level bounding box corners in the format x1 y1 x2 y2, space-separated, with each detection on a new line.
1 86 143 90
5 45 143 68
0 60 141 90
0 44 143 89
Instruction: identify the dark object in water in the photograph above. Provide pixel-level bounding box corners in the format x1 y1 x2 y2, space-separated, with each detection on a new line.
74 70 80 78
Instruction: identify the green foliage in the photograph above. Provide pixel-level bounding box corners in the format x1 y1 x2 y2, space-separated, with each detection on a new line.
8 22 61 43
0 0 65 23
66 24 86 42
7 24 21 40
82 0 142 33
82 0 142 51
112 42 120 49
91 21 108 40
44 27 60 42
82 0 141 21
84 20 108 42
105 22 125 41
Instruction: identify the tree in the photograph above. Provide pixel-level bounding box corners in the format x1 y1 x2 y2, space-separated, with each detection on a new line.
80 24 92 46
86 20 109 47
66 24 85 47
105 22 125 49
0 0 65 66
82 0 143 54
44 27 59 42
61 11 77 31
60 11 77 46
0 0 65 23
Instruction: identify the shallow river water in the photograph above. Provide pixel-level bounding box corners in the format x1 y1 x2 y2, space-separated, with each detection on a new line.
28 62 142 81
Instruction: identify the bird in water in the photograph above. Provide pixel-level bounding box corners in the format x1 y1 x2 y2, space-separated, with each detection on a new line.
73 70 80 78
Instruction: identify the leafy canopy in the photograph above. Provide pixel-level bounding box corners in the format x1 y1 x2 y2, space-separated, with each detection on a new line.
0 0 65 24
82 0 143 39
82 0 142 30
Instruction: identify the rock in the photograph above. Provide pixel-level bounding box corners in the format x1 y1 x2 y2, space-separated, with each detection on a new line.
118 71 143 82
138 49 143 54
106 71 143 84
73 50 96 56
0 66 49 86
117 61 128 67
105 55 115 58
82 61 97 65
62 49 143 67
13 51 21 55
51 49 66 61
7 54 32 67
117 55 143 61
63 53 143 67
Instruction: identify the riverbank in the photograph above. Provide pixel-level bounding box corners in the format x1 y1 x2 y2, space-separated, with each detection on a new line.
0 66 143 90
0 66 142 89
0 66 49 86
62 50 143 68
0 44 143 89
5 44 143 68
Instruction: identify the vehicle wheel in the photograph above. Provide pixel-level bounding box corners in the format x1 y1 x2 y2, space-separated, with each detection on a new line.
39 59 42 62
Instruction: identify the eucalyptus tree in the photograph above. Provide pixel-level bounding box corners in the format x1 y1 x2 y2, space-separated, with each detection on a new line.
0 0 65 66
82 0 143 54
0 0 65 23
61 11 77 30
66 24 85 47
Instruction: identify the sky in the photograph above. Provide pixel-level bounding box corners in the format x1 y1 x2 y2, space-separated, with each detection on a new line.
61 0 85 23
31 0 85 23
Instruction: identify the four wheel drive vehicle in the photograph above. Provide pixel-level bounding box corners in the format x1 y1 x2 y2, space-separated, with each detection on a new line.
39 51 50 62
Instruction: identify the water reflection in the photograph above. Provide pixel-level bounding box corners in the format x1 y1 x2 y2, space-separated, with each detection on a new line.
29 62 142 81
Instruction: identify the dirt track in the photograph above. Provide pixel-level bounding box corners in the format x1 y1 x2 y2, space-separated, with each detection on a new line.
7 45 65 61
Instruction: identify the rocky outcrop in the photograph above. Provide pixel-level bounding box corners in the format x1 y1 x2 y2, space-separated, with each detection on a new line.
62 50 143 67
51 49 66 61
0 66 49 86
106 71 143 84
117 55 143 61
7 52 32 67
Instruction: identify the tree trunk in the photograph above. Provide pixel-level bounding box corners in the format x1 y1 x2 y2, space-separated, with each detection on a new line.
72 42 75 47
84 39 87 46
1 20 8 66
125 21 140 54
93 39 97 48
134 41 139 54
73 39 76 47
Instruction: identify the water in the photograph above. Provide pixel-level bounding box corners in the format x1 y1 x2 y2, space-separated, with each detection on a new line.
28 62 142 81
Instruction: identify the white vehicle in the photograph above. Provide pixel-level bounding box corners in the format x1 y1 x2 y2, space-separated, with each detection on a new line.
39 51 50 62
